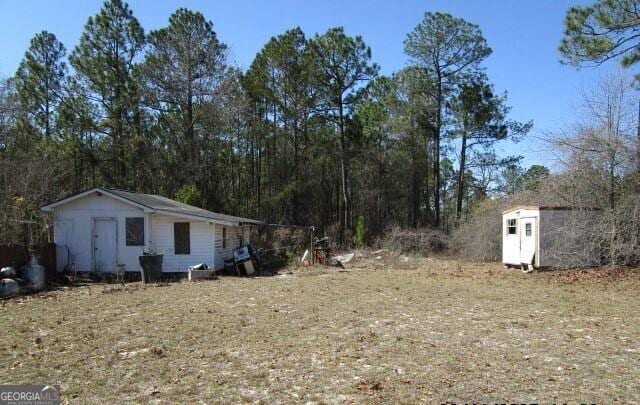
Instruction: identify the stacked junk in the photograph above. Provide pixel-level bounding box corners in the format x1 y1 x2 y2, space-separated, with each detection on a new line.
0 258 46 299
189 245 260 280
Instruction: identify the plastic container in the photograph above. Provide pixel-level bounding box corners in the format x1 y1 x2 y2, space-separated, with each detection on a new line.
138 254 163 283
0 278 19 299
21 260 46 291
0 267 16 279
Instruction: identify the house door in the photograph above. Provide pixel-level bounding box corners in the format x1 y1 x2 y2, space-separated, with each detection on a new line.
94 218 117 273
519 217 536 265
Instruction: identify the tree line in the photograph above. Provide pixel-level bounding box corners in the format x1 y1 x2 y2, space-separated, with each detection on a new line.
1 0 536 246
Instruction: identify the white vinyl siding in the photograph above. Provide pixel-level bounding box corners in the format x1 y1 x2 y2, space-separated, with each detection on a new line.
49 190 259 273
150 214 215 272
52 193 147 273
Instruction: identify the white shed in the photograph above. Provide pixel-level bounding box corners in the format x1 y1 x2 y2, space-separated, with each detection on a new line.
41 187 261 275
502 205 599 270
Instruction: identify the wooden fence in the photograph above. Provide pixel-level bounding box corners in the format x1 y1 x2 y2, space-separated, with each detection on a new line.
0 243 57 282
0 244 28 269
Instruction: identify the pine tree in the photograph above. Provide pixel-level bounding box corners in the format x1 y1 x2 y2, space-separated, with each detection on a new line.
139 8 228 186
69 0 145 187
15 31 67 140
404 12 491 228
310 27 378 242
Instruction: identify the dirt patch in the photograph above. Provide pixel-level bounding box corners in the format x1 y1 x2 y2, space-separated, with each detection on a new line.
1 258 639 403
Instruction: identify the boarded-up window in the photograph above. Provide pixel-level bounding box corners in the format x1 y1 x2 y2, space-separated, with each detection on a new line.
222 227 226 249
174 222 190 254
126 217 144 246
506 219 517 235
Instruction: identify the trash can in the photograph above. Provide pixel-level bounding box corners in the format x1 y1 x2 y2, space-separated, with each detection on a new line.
138 254 163 283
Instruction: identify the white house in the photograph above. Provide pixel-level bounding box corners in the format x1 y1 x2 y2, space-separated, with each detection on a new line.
41 188 261 274
502 205 600 270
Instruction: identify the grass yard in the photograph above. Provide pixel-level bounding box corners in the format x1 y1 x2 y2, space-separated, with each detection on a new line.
1 258 639 403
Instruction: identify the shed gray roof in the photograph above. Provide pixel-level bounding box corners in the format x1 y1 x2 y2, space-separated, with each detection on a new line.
42 187 262 225
105 188 262 224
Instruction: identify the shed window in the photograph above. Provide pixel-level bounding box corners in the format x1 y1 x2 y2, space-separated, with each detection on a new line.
222 227 226 249
126 217 144 246
506 219 517 235
174 222 190 254
525 223 532 237
237 233 243 248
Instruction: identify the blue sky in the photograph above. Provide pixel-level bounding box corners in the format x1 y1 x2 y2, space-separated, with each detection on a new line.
0 0 622 169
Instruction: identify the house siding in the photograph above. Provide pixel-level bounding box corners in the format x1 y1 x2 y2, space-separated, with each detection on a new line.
52 193 147 273
47 189 258 274
150 214 215 272
213 224 246 269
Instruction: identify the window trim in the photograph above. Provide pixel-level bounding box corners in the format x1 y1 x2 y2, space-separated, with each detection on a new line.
125 217 145 246
174 222 191 255
222 227 227 249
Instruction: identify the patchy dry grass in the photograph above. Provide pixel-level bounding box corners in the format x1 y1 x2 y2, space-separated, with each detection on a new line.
1 259 639 403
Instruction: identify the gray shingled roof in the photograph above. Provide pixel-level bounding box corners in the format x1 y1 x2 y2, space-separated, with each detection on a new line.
104 188 261 225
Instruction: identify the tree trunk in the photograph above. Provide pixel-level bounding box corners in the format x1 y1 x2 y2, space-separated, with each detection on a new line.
411 153 419 228
44 98 50 139
433 77 442 228
456 133 467 222
338 100 349 244
424 138 430 225
114 108 123 186
185 76 197 185
293 123 299 224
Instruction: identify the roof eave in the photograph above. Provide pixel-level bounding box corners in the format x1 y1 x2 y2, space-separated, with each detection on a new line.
40 187 152 212
153 209 239 226
502 205 601 214
40 187 263 224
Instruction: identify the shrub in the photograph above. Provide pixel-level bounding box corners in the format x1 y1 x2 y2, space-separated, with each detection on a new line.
381 226 449 256
174 184 203 207
451 199 507 262
353 216 367 248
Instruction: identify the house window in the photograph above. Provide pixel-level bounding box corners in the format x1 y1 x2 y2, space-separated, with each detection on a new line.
222 227 226 249
174 222 190 254
525 223 532 237
126 217 144 246
506 219 517 235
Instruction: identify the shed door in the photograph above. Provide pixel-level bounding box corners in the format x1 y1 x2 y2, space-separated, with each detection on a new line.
94 218 117 273
519 217 536 265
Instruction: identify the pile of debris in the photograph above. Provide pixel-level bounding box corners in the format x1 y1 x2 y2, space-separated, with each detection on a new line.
0 258 46 299
309 236 355 269
222 245 262 276
348 249 425 271
303 235 425 271
381 226 448 256
187 263 215 281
